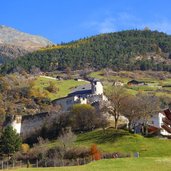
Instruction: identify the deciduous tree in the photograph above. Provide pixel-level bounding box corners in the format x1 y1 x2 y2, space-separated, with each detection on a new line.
106 87 128 129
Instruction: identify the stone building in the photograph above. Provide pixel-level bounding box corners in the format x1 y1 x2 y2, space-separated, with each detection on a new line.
52 78 107 112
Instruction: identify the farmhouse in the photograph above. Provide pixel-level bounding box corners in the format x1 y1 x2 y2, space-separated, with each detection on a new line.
133 109 171 136
127 80 145 86
52 78 107 112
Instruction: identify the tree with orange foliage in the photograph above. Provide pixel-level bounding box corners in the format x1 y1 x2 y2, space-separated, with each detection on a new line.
90 144 101 161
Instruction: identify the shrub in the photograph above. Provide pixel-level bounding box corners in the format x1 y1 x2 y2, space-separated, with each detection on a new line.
64 147 91 159
90 144 101 160
46 81 59 93
21 144 30 154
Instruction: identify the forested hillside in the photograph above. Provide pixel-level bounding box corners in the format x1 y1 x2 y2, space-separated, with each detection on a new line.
1 30 171 73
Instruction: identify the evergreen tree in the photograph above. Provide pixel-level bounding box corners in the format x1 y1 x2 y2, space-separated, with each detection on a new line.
0 126 22 156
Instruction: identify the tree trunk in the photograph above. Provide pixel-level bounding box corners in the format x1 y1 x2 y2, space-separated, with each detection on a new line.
114 118 118 129
128 120 132 131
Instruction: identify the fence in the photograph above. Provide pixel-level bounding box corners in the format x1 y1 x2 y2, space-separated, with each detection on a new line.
0 157 92 170
0 152 133 170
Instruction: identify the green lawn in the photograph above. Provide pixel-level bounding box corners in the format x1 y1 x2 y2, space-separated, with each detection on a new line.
30 71 171 100
46 129 171 158
76 129 171 157
13 129 171 171
12 157 171 171
31 76 87 100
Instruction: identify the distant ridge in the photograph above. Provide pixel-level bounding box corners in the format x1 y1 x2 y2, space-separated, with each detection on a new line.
0 25 53 60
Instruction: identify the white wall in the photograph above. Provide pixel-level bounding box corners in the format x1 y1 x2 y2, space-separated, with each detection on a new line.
11 116 22 134
148 113 171 136
92 81 103 95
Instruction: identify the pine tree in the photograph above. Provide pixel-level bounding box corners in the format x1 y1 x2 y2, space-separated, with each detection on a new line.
0 126 22 156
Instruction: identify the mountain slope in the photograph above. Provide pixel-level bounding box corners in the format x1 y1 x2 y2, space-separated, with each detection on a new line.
1 30 171 73
0 25 53 60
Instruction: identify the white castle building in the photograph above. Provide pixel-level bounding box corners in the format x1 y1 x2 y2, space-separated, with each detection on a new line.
52 78 107 111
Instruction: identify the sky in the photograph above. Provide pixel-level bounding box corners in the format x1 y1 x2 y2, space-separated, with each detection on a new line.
1 0 171 43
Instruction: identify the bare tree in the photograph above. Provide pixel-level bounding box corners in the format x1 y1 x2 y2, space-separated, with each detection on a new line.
58 128 77 165
138 94 161 125
58 128 77 150
95 101 109 133
106 87 128 129
121 95 142 131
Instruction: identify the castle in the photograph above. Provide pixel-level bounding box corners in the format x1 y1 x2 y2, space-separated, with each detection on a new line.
52 78 107 111
4 78 107 140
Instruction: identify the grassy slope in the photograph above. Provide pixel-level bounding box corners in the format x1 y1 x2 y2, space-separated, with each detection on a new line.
31 76 87 100
14 129 171 171
13 158 171 171
76 129 171 157
30 71 171 100
89 71 171 97
47 129 171 158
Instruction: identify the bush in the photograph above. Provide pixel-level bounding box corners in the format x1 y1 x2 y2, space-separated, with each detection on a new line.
45 81 59 93
21 144 30 154
102 152 131 159
90 144 101 160
64 147 91 159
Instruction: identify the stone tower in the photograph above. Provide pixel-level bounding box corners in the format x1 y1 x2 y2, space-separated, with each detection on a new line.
91 79 103 95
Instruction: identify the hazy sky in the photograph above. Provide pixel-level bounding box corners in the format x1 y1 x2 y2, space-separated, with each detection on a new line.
1 0 171 43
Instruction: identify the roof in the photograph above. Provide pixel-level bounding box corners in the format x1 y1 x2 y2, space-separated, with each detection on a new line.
52 96 70 103
85 77 100 82
68 84 92 96
164 109 171 120
127 80 145 84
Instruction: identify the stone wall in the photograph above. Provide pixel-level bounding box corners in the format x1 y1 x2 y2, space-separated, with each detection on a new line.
20 112 50 140
4 112 55 141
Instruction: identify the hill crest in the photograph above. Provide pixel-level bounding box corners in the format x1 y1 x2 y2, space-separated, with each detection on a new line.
0 25 53 60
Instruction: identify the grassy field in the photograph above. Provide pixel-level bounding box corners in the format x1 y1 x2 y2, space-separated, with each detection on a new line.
31 76 87 100
47 129 171 158
29 71 171 100
19 71 171 171
89 70 171 97
76 129 171 157
12 129 171 171
12 157 171 171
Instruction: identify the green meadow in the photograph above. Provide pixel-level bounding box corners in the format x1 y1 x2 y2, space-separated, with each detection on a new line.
31 76 87 100
13 158 171 171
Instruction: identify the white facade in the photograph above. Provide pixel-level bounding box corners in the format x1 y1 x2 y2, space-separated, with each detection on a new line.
91 81 103 95
11 115 22 134
150 113 171 136
53 79 105 112
133 112 171 136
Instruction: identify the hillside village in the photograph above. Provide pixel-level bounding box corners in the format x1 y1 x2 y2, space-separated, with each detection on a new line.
4 74 171 139
0 27 171 171
1 69 171 169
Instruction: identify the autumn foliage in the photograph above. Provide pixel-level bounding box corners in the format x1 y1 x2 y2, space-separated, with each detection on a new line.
90 144 101 160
